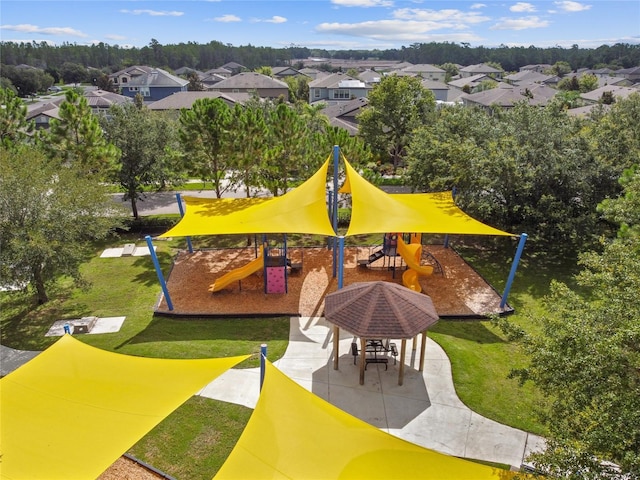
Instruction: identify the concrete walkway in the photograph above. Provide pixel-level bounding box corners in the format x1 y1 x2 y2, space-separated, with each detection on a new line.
1 316 544 469
199 316 545 469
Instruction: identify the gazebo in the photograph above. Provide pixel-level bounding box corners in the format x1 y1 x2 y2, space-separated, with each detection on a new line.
324 281 440 385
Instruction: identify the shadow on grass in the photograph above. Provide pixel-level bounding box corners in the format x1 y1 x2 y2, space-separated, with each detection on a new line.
429 319 506 344
115 315 291 348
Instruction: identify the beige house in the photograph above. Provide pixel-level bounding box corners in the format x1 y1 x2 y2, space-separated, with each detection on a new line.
209 72 289 100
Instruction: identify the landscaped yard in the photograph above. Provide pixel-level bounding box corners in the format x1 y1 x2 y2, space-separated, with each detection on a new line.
0 232 577 479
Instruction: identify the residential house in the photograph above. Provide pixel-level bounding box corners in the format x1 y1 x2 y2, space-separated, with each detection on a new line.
298 67 323 80
519 64 552 73
616 66 640 83
504 70 558 87
320 97 369 136
109 66 154 90
199 72 227 89
421 79 464 103
271 66 308 79
308 72 370 105
84 89 132 111
147 91 249 115
174 67 202 77
26 102 61 130
201 67 232 79
209 72 289 100
117 68 189 103
220 62 246 75
448 74 500 93
459 63 503 79
579 85 639 105
400 64 446 82
462 83 557 110
358 69 382 86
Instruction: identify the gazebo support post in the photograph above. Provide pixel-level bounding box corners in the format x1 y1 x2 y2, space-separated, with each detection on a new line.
399 339 407 386
333 325 340 370
419 330 428 372
359 337 367 385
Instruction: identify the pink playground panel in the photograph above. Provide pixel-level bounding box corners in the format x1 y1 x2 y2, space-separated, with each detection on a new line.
266 266 286 294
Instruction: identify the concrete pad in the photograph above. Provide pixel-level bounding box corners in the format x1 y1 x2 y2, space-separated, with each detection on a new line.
328 383 388 428
100 248 123 258
45 316 126 336
382 393 431 430
0 345 40 376
132 246 155 256
199 368 260 409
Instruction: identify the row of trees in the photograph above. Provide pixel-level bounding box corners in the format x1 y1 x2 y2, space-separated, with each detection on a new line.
1 39 638 75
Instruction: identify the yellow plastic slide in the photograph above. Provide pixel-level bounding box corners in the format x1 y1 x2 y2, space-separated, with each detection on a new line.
209 246 264 292
397 236 433 292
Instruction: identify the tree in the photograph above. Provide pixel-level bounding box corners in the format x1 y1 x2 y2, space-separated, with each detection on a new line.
0 145 125 304
186 71 205 91
60 62 88 85
357 75 436 172
38 89 120 177
100 103 183 219
578 73 599 93
498 168 640 478
178 98 234 197
0 88 34 148
95 73 117 92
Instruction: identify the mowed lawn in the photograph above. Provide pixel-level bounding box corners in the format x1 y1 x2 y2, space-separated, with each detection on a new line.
1 233 571 479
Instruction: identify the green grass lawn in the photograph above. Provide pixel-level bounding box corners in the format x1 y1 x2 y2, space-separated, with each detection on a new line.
0 233 576 478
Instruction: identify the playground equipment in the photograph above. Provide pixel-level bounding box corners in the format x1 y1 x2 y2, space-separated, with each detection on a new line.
396 236 434 292
359 233 438 293
209 235 303 294
209 245 265 293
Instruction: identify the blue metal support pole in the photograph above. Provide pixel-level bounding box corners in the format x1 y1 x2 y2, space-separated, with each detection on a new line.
338 236 345 289
500 233 528 309
259 343 267 391
175 193 193 253
332 145 340 278
145 235 173 311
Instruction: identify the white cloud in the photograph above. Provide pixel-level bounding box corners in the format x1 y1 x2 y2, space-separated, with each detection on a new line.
0 24 88 37
392 8 490 25
331 0 394 7
119 9 184 17
105 34 127 41
267 16 287 24
471 3 487 9
316 19 484 41
554 1 592 12
214 14 242 23
510 2 536 13
490 15 550 30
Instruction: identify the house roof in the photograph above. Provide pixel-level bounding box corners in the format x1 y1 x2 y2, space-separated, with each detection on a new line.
26 102 61 121
84 89 132 108
462 83 557 108
212 72 288 89
109 65 154 78
401 64 445 74
580 85 639 102
421 79 449 90
460 63 502 74
448 74 493 88
504 70 555 84
147 91 250 110
126 68 189 88
309 72 365 88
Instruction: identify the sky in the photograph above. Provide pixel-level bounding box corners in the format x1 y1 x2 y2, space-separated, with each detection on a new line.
1 0 639 51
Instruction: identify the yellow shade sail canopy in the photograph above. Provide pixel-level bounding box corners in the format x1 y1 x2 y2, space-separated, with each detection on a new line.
159 159 336 238
0 335 248 480
343 158 514 237
215 361 516 480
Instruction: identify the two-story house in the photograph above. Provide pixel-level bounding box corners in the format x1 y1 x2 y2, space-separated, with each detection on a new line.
209 72 289 100
308 73 370 105
119 68 189 103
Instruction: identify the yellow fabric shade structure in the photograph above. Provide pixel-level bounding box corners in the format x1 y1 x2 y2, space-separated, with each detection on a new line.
0 335 248 480
159 158 336 238
215 361 515 479
343 158 515 237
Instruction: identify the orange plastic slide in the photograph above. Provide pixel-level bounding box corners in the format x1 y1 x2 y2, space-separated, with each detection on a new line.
209 246 264 293
397 236 433 293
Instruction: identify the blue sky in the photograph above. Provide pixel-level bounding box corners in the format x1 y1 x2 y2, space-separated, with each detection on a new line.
1 0 638 51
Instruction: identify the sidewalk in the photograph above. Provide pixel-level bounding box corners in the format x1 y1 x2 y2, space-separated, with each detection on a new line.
199 316 545 469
